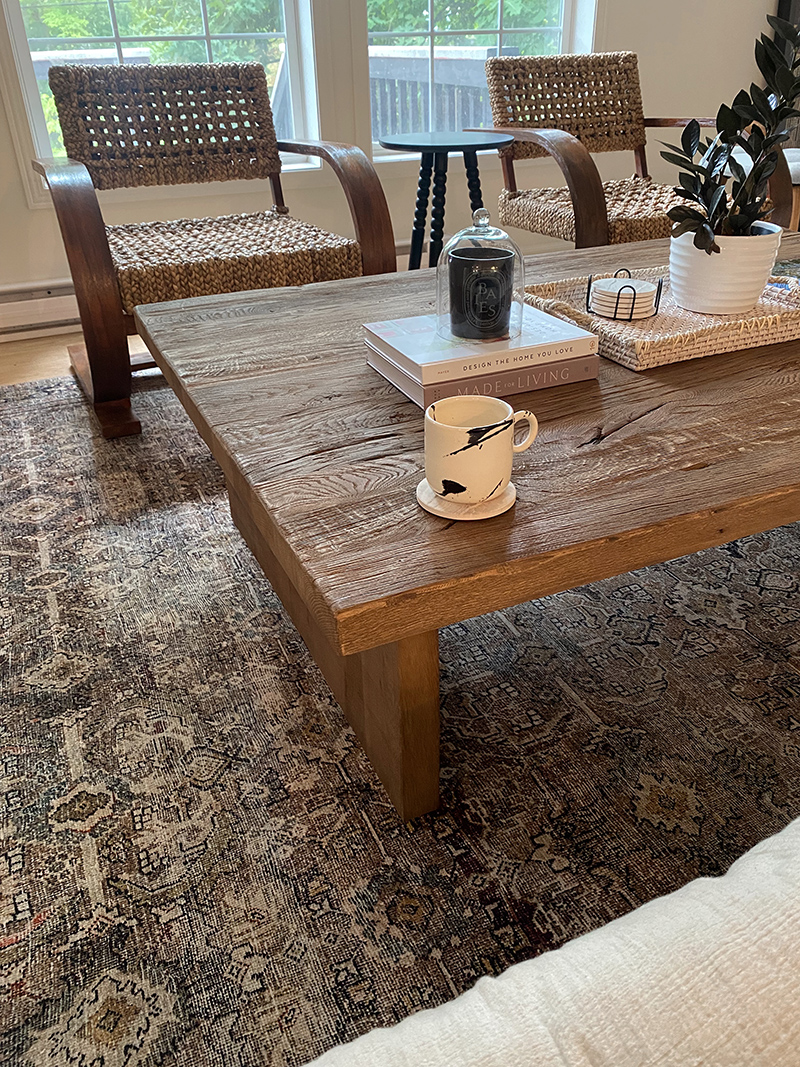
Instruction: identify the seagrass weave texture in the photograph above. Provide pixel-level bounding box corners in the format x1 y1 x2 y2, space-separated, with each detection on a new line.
485 52 647 161
49 63 281 190
525 268 800 370
106 211 362 313
500 176 680 244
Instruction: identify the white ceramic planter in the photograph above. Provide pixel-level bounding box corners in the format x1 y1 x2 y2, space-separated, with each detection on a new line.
669 221 782 315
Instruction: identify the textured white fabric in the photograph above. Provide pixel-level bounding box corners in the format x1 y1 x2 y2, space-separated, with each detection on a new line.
308 818 800 1067
785 147 800 184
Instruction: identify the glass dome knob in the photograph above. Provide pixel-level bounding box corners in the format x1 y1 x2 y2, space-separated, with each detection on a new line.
472 207 491 228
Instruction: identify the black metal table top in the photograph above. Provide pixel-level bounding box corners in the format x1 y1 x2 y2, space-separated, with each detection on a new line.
378 131 515 153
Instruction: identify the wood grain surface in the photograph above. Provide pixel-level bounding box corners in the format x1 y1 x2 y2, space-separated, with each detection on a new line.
136 235 800 661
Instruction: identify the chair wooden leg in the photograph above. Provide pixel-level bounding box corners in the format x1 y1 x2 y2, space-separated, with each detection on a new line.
791 185 800 232
68 340 141 439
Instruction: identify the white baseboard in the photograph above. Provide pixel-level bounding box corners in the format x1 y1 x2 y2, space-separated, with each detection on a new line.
0 322 83 344
0 287 80 337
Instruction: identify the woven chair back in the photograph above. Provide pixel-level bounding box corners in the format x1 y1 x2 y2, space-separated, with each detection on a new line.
49 62 281 191
485 52 647 161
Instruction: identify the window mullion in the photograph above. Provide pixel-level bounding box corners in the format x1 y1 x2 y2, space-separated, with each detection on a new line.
196 0 213 61
428 0 434 131
105 0 124 63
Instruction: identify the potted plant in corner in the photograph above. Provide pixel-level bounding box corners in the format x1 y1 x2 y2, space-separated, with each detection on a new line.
661 14 800 314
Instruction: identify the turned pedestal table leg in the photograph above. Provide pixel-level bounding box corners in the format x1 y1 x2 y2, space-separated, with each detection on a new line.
463 150 484 214
409 152 434 270
429 152 449 267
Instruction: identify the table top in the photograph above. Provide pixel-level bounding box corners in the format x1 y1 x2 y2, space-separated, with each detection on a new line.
378 131 515 153
136 235 800 658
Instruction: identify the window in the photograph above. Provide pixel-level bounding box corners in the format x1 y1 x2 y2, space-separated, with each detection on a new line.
5 0 308 157
367 0 577 142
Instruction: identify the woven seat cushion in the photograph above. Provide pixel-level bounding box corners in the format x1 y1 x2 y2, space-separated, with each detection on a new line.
107 210 362 313
499 176 681 245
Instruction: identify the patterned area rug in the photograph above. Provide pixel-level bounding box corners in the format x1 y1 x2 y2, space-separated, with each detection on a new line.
3 375 800 1066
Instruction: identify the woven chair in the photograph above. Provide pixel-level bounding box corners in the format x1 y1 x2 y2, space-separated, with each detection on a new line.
480 52 793 249
34 63 395 438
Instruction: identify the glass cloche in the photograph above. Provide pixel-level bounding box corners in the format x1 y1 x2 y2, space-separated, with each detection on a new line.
437 208 525 342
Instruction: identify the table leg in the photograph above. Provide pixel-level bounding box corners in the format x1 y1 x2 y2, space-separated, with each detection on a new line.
409 152 433 270
345 632 440 821
227 480 441 821
463 150 483 214
429 152 449 267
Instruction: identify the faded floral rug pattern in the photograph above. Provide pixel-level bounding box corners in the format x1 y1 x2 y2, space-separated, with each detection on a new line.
2 376 800 1066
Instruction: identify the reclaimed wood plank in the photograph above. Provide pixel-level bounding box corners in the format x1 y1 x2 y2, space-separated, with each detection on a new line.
136 235 800 657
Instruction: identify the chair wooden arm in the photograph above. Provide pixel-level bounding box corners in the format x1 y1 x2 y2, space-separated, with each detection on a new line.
768 145 793 229
278 139 396 275
474 126 609 248
32 157 128 403
644 118 717 127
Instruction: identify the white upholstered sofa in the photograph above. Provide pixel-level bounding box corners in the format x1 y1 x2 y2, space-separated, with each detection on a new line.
308 817 800 1066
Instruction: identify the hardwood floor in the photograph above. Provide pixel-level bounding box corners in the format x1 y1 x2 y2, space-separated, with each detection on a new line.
0 256 413 389
0 332 151 387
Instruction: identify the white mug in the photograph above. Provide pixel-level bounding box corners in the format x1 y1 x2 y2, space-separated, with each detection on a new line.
424 395 538 505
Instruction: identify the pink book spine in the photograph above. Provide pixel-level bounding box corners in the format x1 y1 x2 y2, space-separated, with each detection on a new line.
422 355 600 405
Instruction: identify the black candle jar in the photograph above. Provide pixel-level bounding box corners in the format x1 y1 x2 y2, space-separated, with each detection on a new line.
448 247 515 339
437 208 524 342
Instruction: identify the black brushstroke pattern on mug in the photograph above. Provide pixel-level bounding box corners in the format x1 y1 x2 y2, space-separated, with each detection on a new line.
447 418 513 456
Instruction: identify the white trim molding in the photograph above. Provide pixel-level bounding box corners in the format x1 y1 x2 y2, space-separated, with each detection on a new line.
0 0 51 208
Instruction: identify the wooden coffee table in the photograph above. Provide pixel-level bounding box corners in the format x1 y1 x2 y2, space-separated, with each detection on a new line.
136 235 800 821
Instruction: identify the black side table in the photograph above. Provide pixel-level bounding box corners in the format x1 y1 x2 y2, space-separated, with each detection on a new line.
378 131 515 270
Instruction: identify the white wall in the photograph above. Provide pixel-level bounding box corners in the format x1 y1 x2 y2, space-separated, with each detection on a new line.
0 0 777 294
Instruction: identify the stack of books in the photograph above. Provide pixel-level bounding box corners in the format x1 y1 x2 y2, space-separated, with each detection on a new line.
364 303 599 408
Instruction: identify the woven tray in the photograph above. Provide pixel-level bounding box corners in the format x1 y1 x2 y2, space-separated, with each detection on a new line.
524 266 800 371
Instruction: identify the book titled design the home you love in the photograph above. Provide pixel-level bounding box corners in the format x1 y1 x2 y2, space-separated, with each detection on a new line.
363 303 598 385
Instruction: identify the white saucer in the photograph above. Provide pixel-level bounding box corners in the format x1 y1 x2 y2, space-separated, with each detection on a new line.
592 277 657 296
590 303 655 320
416 478 517 519
591 294 654 310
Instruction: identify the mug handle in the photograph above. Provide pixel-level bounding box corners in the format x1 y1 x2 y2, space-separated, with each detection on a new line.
512 411 538 453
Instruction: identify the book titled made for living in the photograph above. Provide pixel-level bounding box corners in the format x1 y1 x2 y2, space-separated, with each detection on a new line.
366 345 599 408
363 303 597 385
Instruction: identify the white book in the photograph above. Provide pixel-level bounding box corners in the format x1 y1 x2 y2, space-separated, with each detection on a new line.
363 303 597 385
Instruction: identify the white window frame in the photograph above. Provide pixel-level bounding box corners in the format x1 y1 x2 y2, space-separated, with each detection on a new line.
366 0 594 157
0 0 321 209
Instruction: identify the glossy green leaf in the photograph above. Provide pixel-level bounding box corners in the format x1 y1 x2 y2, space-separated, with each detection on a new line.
681 118 701 158
694 223 720 254
707 185 728 223
775 62 797 100
660 151 708 176
760 33 792 73
716 102 740 139
755 40 780 96
668 204 707 223
670 217 701 238
767 14 800 48
729 155 747 183
751 83 775 124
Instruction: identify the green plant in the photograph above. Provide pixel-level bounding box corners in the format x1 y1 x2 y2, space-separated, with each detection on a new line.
660 15 800 253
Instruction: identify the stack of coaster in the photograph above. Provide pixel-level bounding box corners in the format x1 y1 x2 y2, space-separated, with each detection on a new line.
589 277 658 320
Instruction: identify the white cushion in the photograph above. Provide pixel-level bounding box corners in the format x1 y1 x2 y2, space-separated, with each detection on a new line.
731 145 800 184
307 818 800 1067
784 147 800 184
